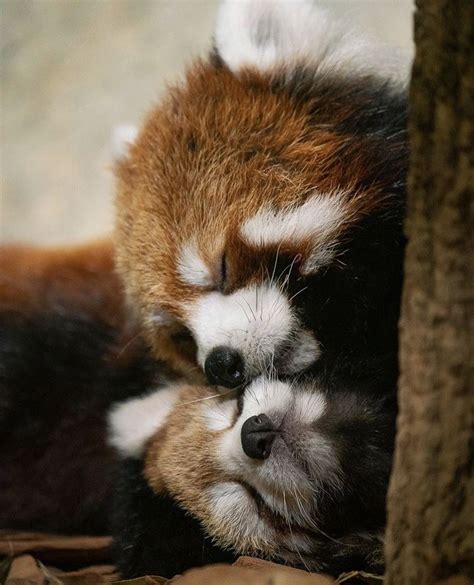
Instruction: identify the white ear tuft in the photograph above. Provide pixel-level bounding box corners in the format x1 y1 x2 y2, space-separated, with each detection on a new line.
215 0 408 82
108 386 179 458
111 124 138 162
215 0 326 72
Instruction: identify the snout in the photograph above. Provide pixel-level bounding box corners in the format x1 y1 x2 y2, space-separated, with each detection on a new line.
186 285 320 385
205 346 245 388
241 414 278 459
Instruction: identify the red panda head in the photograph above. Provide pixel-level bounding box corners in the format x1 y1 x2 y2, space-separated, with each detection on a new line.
109 376 395 573
114 0 408 386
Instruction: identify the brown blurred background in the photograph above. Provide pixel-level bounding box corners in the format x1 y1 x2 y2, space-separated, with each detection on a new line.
1 0 414 245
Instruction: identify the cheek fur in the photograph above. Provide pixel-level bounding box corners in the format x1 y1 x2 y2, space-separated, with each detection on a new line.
205 481 277 553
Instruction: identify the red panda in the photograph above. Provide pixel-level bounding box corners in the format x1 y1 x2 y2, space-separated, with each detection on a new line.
114 0 409 389
109 374 396 578
0 241 179 533
0 0 407 556
106 2 407 574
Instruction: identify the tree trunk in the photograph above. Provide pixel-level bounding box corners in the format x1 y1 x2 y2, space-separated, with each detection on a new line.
384 1 474 584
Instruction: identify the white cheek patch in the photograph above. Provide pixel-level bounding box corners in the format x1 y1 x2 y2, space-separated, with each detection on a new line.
108 386 180 458
177 243 213 287
215 0 409 83
185 283 296 374
207 482 257 524
207 482 275 549
241 192 347 273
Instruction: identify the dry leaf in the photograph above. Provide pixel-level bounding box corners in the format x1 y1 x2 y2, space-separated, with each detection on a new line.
5 555 49 585
0 531 112 567
171 563 337 585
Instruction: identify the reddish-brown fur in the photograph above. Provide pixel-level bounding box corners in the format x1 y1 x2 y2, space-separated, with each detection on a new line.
0 239 120 323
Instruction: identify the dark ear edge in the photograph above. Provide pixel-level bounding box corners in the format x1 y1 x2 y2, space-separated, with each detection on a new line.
209 44 226 69
111 457 236 579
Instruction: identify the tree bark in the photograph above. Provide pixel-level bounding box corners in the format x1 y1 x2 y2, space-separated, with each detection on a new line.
384 1 474 584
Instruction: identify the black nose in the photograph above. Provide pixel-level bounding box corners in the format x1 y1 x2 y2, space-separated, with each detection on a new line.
204 346 245 388
241 414 277 460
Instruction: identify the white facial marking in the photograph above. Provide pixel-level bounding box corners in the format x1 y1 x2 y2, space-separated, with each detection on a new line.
215 0 410 83
207 482 257 523
207 482 274 547
241 378 294 421
241 192 346 247
111 124 138 161
203 396 238 431
241 192 347 272
177 243 212 287
185 283 297 374
282 329 321 373
108 386 179 458
294 390 326 425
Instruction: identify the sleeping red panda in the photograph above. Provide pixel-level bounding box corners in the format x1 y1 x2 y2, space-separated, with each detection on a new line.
109 374 396 578
114 0 409 389
0 0 407 550
107 3 406 573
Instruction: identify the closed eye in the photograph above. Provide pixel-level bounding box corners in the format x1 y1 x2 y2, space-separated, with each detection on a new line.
219 252 228 292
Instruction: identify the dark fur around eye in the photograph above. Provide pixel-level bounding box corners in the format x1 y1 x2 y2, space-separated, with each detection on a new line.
219 252 227 292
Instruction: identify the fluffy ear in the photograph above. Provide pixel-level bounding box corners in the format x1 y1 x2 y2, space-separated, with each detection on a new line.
108 386 180 458
111 124 138 162
214 0 408 81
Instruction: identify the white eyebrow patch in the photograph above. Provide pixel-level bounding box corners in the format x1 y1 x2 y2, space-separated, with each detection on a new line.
294 390 326 425
240 192 347 272
203 397 238 431
177 243 212 287
241 192 346 247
